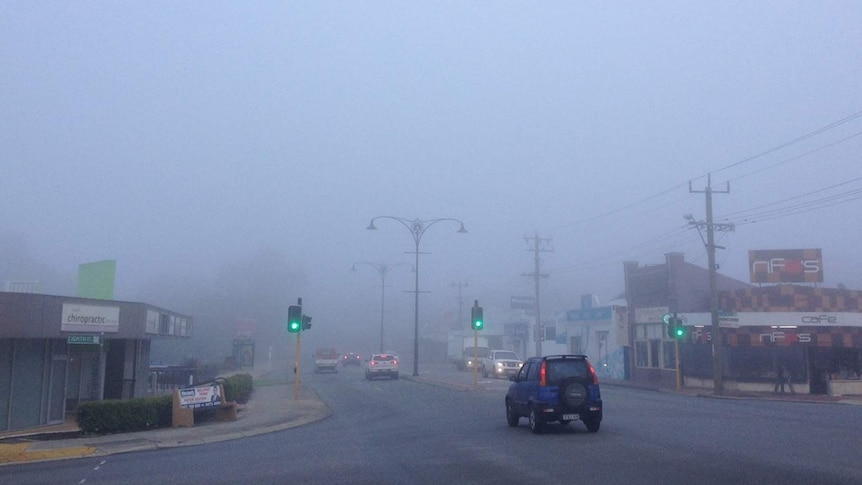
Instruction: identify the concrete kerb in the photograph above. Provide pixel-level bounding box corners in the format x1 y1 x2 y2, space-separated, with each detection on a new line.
601 379 862 405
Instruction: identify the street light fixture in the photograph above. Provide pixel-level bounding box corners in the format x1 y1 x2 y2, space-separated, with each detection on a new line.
351 261 413 354
366 216 467 376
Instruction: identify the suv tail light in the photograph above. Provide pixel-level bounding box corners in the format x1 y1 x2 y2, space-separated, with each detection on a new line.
539 361 547 387
587 361 599 385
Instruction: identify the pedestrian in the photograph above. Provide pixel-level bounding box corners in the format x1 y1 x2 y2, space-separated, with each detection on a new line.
774 365 795 394
774 366 785 394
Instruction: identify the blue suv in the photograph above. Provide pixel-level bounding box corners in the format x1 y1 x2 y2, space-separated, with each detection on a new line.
505 354 602 434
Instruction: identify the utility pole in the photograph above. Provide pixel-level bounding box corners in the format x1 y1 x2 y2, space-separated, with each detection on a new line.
524 233 552 358
451 282 468 329
689 174 732 395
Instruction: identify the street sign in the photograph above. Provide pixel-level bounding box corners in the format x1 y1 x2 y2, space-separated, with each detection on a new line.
67 335 100 344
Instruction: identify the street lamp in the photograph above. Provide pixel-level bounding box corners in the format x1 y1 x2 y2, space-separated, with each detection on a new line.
366 216 467 376
351 261 413 354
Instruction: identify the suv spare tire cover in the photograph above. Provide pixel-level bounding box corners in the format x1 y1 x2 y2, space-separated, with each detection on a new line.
560 378 587 407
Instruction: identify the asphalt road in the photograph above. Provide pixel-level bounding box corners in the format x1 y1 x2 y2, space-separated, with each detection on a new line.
3 365 861 484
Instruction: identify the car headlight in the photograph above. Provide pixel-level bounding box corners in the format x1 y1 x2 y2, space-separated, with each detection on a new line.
496 362 504 367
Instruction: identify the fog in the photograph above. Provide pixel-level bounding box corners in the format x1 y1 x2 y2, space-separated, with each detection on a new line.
3 2 861 363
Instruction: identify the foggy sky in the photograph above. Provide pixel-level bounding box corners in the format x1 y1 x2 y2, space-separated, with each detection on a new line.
3 2 861 357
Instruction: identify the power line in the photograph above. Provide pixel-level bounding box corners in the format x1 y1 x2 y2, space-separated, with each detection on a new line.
547 109 862 234
711 109 862 176
725 130 862 183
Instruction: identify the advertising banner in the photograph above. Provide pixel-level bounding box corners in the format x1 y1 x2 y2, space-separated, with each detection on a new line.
178 385 222 409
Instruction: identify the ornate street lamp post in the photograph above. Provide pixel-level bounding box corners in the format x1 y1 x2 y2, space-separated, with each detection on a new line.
366 216 467 376
351 261 413 354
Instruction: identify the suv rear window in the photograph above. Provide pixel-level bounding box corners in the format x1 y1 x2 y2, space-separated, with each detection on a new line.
373 355 395 361
545 359 589 384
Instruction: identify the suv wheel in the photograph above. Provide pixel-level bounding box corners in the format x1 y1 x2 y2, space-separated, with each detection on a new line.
560 378 587 407
584 417 601 433
506 400 519 427
529 408 545 434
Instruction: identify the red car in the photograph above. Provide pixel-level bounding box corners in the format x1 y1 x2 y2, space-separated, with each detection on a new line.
341 353 362 366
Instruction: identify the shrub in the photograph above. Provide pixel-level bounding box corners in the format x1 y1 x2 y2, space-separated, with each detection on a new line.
77 395 172 434
221 373 253 403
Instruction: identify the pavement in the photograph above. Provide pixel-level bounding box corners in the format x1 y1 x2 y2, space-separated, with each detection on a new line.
0 369 330 467
2 365 860 466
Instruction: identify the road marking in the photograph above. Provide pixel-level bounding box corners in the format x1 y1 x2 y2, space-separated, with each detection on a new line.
0 442 96 464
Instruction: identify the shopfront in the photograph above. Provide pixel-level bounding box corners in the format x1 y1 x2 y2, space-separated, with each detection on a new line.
679 286 862 395
0 292 190 432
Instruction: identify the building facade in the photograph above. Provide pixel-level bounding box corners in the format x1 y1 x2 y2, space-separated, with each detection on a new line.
0 292 191 432
623 252 862 395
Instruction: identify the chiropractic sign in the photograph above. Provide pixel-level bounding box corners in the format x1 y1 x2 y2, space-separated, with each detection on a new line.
61 303 120 332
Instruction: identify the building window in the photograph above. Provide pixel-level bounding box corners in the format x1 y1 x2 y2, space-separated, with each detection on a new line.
663 341 676 370
634 323 668 369
636 341 648 368
650 340 660 368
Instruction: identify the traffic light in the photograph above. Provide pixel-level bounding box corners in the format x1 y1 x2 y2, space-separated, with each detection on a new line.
663 313 674 338
673 318 686 339
288 305 302 333
471 304 484 331
302 315 312 330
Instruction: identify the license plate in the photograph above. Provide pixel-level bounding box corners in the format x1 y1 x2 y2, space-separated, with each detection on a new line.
562 413 579 421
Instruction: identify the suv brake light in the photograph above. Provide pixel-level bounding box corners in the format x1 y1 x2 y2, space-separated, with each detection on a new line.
539 361 547 387
588 361 599 385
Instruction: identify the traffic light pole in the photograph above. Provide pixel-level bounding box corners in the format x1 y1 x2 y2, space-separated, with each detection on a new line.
675 338 681 390
293 298 302 400
473 330 479 389
294 331 302 400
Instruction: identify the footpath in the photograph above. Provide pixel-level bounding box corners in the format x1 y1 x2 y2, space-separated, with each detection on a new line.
2 365 860 466
0 369 329 467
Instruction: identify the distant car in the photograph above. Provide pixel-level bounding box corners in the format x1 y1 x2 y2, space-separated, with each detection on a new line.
479 350 523 378
366 353 399 380
341 353 362 366
459 346 488 371
505 354 602 434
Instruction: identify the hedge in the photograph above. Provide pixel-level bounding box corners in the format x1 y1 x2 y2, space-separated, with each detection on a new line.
77 395 172 434
75 373 253 435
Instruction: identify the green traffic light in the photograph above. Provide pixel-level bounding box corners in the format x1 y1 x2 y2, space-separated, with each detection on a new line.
287 305 302 333
471 304 484 331
675 326 685 338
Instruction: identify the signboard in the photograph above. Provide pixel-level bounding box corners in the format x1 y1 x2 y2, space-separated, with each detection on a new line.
749 249 823 283
676 311 862 328
510 296 536 311
236 318 255 337
67 335 100 344
61 303 120 332
635 307 670 324
567 306 613 322
178 385 223 409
